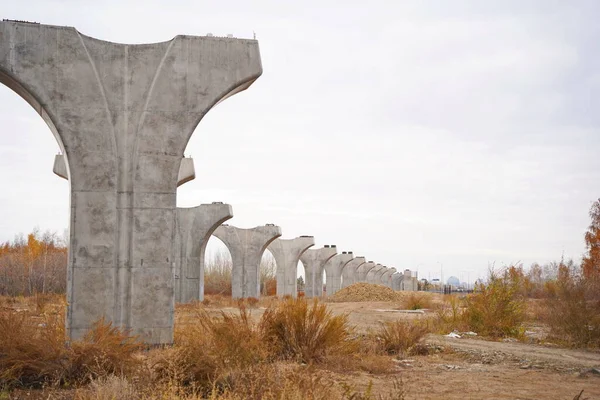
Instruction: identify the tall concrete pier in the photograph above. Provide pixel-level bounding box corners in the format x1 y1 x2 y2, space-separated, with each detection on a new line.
381 267 396 288
341 256 366 288
374 266 388 285
300 246 337 298
174 203 233 303
356 261 376 282
0 21 262 343
268 236 314 297
213 224 281 299
323 252 353 296
366 264 384 284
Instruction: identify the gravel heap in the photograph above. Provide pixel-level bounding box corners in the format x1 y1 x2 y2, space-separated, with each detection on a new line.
329 283 402 302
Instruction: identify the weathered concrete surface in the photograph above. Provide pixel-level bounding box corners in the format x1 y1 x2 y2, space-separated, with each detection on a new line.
374 266 388 285
356 261 376 282
323 251 353 296
381 267 396 288
366 264 384 284
268 236 314 297
213 224 281 299
341 256 366 288
174 203 233 303
0 21 262 343
300 246 337 298
54 154 196 186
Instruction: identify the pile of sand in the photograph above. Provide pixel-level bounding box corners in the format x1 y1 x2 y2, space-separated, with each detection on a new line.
329 283 403 302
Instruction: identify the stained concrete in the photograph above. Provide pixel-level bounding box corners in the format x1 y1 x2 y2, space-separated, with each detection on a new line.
268 236 314 297
0 21 262 343
341 256 366 289
300 246 337 298
213 224 281 299
366 264 384 284
356 261 376 282
391 270 418 291
323 252 353 296
52 156 223 303
174 203 233 303
381 267 396 288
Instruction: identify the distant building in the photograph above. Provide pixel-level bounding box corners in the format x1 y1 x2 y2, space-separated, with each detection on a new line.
447 276 460 287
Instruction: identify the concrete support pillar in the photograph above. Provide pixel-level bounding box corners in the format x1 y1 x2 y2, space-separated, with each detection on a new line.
356 261 376 282
341 256 366 289
366 264 384 284
323 251 353 296
300 246 337 298
374 266 388 285
213 224 281 299
0 21 262 343
173 203 233 303
268 236 314 298
392 273 402 291
381 267 396 288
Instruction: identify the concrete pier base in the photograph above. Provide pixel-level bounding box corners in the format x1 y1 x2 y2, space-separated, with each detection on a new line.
300 246 337 298
213 224 281 299
268 236 314 297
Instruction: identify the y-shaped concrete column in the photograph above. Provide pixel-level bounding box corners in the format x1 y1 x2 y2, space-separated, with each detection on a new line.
300 246 337 298
268 236 314 298
174 203 233 303
367 264 384 284
0 21 262 343
374 266 389 285
213 224 281 299
381 267 396 288
323 252 353 296
356 261 376 282
341 256 366 289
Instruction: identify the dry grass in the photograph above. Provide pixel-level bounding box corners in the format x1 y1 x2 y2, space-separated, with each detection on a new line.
0 310 68 388
376 320 430 357
260 297 355 363
68 318 142 384
401 293 433 310
541 274 600 348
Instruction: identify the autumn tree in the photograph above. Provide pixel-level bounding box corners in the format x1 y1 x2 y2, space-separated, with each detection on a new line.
582 198 600 280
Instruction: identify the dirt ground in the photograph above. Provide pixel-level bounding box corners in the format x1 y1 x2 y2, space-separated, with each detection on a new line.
326 300 600 400
198 299 600 399
4 295 600 399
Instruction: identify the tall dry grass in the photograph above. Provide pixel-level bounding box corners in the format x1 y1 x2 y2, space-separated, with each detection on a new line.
260 297 355 363
376 320 430 357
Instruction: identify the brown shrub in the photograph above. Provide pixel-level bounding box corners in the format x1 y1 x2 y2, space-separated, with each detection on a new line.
402 293 433 310
0 310 68 388
167 305 268 391
541 268 600 347
260 297 355 363
68 318 142 384
376 320 430 357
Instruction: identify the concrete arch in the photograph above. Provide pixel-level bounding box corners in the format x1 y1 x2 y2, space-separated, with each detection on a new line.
341 257 366 289
300 246 337 298
323 252 353 296
268 236 315 297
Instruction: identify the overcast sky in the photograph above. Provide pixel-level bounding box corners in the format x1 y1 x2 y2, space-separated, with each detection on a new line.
1 0 599 284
